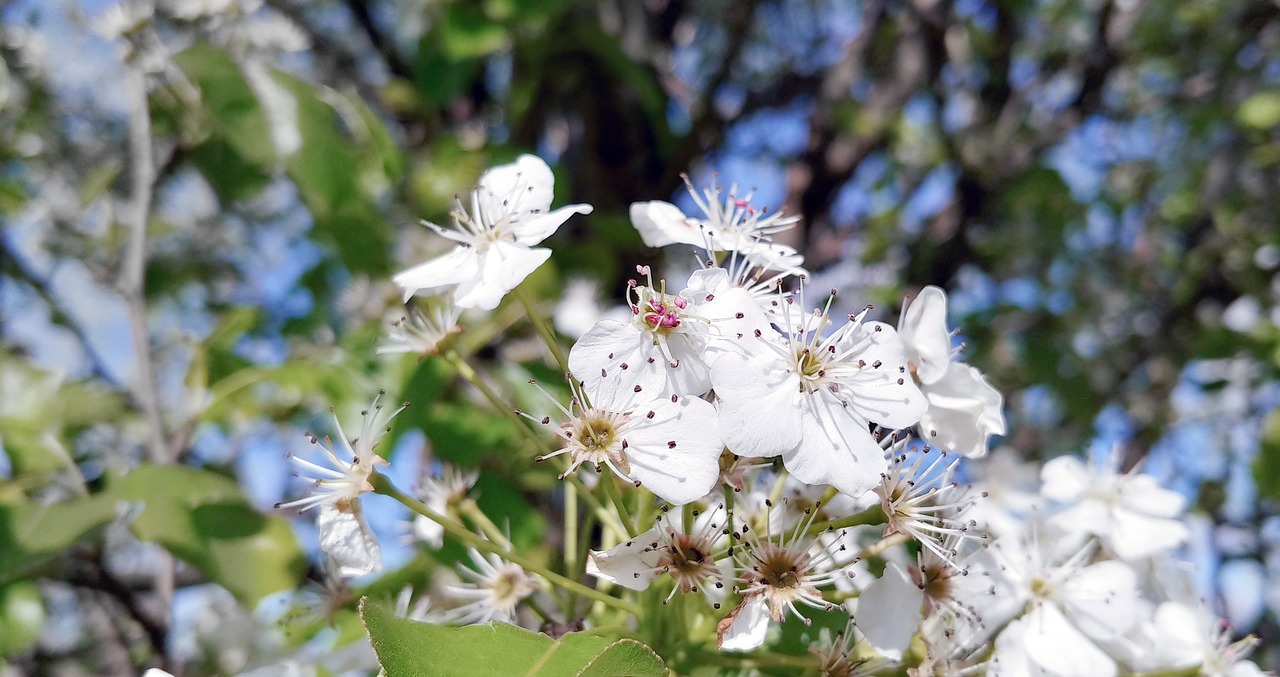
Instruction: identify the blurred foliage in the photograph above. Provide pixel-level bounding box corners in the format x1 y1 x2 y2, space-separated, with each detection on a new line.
0 0 1279 672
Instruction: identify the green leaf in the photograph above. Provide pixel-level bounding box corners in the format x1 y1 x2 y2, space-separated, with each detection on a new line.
109 466 307 607
440 5 510 60
0 495 120 583
0 580 44 657
175 44 277 168
360 598 665 676
1238 91 1280 130
274 72 392 272
1253 407 1280 501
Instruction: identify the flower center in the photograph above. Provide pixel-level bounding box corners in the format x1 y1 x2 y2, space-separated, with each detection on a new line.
637 293 689 333
562 409 631 473
793 348 829 393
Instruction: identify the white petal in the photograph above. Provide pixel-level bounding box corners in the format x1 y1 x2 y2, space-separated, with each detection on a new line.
630 200 704 248
717 597 771 652
835 322 927 428
1018 603 1117 677
477 154 554 221
569 320 664 412
899 286 953 384
317 502 382 577
855 561 924 660
622 396 722 505
1057 560 1138 638
919 362 1005 458
393 247 480 302
585 527 664 591
712 352 802 458
1105 508 1189 560
1040 455 1090 503
1121 475 1186 518
783 390 885 498
454 243 550 310
511 203 593 246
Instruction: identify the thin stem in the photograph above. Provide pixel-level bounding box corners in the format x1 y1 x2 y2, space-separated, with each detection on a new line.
372 473 641 616
513 285 568 371
566 474 630 543
441 349 543 448
600 474 640 538
457 499 509 549
564 481 579 576
804 504 886 536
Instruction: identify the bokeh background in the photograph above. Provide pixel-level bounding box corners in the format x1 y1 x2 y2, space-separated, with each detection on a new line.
2 0 1279 673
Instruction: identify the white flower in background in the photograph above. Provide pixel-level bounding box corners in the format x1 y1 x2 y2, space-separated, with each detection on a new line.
962 446 1043 537
717 510 849 652
394 155 593 310
811 614 889 677
277 392 409 576
523 378 722 505
984 537 1139 677
712 296 927 499
1040 451 1189 561
436 546 539 625
586 504 730 607
630 175 800 251
898 286 1005 458
1122 600 1265 677
411 465 478 549
553 278 629 339
377 296 462 356
569 265 715 402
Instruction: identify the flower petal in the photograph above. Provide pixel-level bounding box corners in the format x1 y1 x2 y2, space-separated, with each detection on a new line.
717 596 771 652
855 561 924 660
317 501 382 577
585 527 664 591
569 319 665 412
622 395 722 505
630 200 705 248
454 243 551 310
393 247 480 302
899 286 953 385
783 390 885 498
712 352 803 458
511 203 594 246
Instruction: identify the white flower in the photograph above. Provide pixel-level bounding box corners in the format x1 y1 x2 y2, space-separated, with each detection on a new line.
1122 601 1265 677
717 510 849 652
377 297 462 356
983 537 1139 677
524 378 723 505
630 175 800 251
586 504 730 606
898 286 1005 458
411 465 478 549
436 546 539 625
569 266 715 403
277 392 408 576
1040 451 1189 561
394 155 592 310
712 298 927 499
874 442 986 570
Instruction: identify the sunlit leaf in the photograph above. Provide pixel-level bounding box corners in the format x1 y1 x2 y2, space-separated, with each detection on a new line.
360 597 665 676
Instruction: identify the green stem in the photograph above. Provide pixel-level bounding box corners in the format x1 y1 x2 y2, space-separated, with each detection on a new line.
601 474 640 538
457 499 510 548
373 473 640 616
567 474 630 542
804 504 886 536
442 349 544 448
513 285 568 371
564 481 579 576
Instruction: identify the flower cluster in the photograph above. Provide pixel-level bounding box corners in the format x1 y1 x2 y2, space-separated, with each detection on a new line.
272 156 1263 677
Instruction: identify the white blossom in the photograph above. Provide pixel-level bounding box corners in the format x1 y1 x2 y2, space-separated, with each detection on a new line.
898 286 1005 458
394 155 592 310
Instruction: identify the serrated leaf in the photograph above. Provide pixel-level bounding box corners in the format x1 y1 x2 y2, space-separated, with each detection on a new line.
360 598 665 676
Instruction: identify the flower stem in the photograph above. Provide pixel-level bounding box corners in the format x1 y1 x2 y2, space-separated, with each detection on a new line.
804 504 886 536
441 349 543 447
457 499 510 548
372 472 641 615
564 481 579 575
601 474 640 537
513 285 568 371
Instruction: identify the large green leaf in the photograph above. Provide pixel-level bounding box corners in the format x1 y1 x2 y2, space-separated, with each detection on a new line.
0 494 119 583
109 465 307 607
360 598 666 677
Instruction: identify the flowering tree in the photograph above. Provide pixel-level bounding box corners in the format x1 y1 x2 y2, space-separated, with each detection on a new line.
1 0 1278 675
